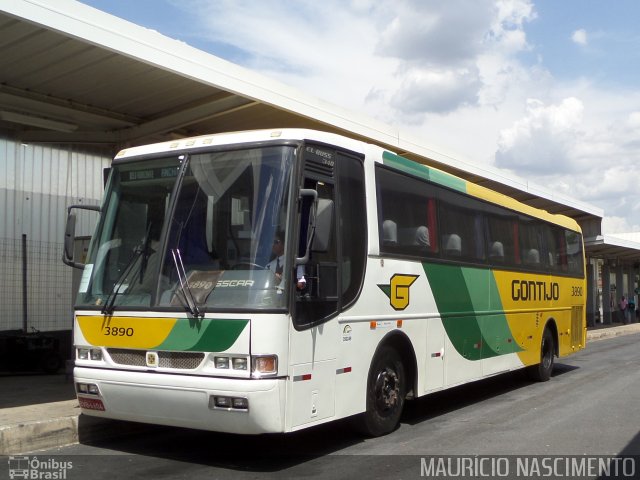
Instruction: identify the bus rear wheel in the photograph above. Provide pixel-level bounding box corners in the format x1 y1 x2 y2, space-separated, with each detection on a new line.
527 327 555 382
357 346 406 437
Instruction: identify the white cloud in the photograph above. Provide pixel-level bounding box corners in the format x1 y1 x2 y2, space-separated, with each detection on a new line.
495 97 584 173
572 29 588 46
173 0 640 231
186 0 536 116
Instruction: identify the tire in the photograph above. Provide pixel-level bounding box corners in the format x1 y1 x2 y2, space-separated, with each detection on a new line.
527 327 555 382
357 346 406 437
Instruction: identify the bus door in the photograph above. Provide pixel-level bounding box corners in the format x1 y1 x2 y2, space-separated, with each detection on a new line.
287 146 366 430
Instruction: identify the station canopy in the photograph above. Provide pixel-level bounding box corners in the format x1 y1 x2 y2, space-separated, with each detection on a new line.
4 0 639 265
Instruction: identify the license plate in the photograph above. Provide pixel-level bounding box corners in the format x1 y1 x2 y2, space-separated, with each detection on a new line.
78 396 106 411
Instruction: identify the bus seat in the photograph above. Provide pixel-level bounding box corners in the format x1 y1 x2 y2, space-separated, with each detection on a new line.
525 248 540 264
489 241 504 261
443 233 461 256
413 226 430 247
382 220 397 245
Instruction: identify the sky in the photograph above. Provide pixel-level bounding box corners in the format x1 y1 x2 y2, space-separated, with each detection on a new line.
80 0 640 234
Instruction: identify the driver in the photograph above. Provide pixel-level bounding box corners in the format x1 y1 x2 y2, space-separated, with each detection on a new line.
267 232 306 291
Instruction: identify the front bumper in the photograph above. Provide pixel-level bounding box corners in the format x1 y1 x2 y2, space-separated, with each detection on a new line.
74 366 286 434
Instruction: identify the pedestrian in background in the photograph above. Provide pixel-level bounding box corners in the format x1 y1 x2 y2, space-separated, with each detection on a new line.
619 295 628 324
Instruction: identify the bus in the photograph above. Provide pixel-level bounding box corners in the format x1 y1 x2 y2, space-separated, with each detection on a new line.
63 129 586 437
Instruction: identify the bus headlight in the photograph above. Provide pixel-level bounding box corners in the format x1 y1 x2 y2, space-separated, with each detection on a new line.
232 357 248 370
214 356 230 369
77 347 102 361
251 355 278 377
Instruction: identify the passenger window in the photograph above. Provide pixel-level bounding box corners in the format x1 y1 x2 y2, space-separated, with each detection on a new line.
565 230 584 276
376 167 438 257
519 218 542 268
438 202 484 262
487 215 516 265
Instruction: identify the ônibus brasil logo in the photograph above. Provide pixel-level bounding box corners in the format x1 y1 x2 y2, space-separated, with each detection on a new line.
378 274 419 311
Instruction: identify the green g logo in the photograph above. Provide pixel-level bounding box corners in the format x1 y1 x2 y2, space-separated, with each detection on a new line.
378 274 419 310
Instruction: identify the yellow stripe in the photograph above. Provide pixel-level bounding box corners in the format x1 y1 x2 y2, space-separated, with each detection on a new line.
466 183 581 232
77 315 177 349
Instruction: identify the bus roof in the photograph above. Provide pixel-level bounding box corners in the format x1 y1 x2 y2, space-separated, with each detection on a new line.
115 128 582 233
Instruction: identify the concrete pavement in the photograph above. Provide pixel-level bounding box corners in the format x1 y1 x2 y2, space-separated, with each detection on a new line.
2 322 640 455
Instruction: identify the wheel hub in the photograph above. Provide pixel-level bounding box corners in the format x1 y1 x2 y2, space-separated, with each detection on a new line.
375 368 399 411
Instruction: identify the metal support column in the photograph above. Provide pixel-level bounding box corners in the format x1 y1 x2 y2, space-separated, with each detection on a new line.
602 262 612 325
586 260 596 327
616 264 625 323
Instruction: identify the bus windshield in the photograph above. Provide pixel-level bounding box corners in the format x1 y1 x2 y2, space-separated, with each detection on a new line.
77 145 295 311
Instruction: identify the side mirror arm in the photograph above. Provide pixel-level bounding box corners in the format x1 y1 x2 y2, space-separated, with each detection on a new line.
295 189 318 265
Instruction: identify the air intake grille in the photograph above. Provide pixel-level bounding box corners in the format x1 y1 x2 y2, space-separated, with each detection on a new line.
107 348 205 370
305 158 334 178
571 306 584 347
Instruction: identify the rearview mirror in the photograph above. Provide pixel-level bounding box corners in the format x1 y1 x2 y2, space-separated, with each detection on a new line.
62 204 101 269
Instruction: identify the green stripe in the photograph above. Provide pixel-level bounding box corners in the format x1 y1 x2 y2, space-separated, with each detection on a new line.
423 263 521 360
156 318 249 352
382 151 467 193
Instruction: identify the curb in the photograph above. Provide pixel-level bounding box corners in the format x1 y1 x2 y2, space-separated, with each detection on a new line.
0 415 78 455
1 413 153 455
3 323 640 454
586 323 640 342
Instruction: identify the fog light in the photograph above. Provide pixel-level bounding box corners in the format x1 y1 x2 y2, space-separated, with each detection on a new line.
215 356 229 369
232 357 247 370
90 348 103 361
232 397 248 410
77 348 89 360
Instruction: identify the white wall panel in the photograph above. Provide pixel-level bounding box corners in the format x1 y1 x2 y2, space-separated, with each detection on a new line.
0 134 112 331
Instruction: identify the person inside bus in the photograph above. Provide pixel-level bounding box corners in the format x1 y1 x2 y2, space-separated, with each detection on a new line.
267 232 306 291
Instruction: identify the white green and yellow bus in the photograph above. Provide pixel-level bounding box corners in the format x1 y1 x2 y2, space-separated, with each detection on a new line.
63 129 586 437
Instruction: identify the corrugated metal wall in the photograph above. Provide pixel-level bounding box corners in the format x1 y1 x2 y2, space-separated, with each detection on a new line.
0 135 112 331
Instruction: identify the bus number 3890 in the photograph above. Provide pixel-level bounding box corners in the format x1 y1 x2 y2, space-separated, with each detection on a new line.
103 326 134 336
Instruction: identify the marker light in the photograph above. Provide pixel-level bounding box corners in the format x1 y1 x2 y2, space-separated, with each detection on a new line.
252 355 278 376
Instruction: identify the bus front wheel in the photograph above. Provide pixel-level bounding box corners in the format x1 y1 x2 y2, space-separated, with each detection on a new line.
527 327 555 382
357 346 406 437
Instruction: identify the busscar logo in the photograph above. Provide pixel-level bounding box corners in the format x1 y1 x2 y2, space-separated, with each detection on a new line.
378 274 419 310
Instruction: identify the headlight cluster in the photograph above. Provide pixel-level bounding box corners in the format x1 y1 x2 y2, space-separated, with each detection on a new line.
214 355 248 370
77 347 103 361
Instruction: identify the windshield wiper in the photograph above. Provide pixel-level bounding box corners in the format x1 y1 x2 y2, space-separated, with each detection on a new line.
171 248 202 318
101 225 153 316
101 244 145 315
